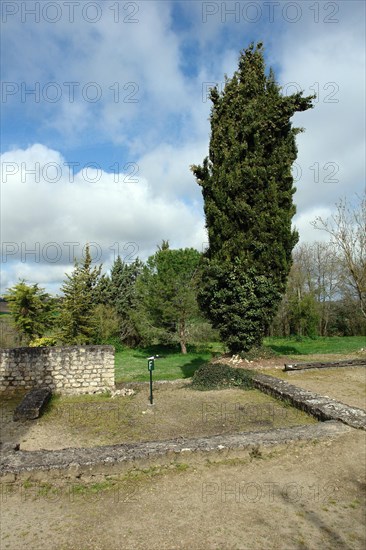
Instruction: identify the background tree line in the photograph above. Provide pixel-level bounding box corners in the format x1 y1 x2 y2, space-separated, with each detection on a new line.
2 192 365 353
272 195 365 338
2 242 217 352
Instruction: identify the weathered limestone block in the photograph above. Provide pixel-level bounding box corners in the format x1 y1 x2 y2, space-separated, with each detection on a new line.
13 388 52 421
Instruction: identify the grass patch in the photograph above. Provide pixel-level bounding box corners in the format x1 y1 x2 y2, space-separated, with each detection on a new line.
71 479 118 495
249 445 263 460
115 337 364 383
17 464 191 502
115 343 225 383
264 336 366 356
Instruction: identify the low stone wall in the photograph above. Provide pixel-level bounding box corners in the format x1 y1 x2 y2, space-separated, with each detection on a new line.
284 358 366 371
0 346 115 394
252 373 366 430
0 422 349 481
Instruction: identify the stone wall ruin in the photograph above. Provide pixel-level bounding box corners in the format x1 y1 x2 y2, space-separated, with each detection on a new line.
0 345 115 394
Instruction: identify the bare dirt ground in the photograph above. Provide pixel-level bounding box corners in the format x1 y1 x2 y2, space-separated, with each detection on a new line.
227 354 366 410
1 429 365 550
264 367 366 410
1 385 315 452
1 361 366 550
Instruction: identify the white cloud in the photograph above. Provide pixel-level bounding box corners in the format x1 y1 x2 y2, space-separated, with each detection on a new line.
293 207 333 245
276 9 365 222
136 141 208 202
1 144 206 293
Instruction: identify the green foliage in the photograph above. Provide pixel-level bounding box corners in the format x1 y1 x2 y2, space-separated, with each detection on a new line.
269 242 348 338
94 273 113 305
191 42 315 352
92 304 120 344
4 280 55 342
135 244 202 353
104 336 125 353
59 245 102 344
183 319 221 349
191 362 254 390
198 259 282 352
110 256 143 346
29 336 58 347
288 292 320 338
94 256 143 346
328 299 366 336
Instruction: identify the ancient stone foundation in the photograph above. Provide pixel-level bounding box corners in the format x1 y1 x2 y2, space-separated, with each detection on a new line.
0 346 115 394
252 373 366 430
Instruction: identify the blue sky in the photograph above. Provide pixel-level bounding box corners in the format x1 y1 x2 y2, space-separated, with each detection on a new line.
1 0 365 294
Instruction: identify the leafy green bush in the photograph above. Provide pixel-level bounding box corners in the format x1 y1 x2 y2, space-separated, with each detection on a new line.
191 362 253 390
29 336 58 347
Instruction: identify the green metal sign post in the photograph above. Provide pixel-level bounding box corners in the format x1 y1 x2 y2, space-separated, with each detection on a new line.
147 356 155 404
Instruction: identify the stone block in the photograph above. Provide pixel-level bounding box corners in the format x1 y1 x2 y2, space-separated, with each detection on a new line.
13 388 52 421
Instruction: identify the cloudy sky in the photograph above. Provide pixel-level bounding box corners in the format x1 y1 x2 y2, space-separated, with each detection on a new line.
1 0 365 294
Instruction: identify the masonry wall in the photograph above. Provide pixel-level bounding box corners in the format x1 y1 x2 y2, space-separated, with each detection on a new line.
0 346 115 394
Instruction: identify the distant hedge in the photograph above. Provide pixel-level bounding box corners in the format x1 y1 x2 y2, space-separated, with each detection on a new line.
191 362 254 390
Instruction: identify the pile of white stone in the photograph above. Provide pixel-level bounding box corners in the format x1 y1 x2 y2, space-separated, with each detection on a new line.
229 354 254 364
110 388 135 398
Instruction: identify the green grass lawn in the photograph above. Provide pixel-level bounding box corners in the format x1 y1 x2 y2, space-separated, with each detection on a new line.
115 343 224 383
264 336 365 356
115 336 365 383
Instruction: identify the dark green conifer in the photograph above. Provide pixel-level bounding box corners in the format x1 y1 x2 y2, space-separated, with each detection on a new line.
109 256 143 346
191 43 315 352
59 245 102 344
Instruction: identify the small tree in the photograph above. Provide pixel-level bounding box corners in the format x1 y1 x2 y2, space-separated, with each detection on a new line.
312 194 366 319
191 42 315 352
273 243 341 336
59 245 102 344
4 280 55 343
135 244 202 353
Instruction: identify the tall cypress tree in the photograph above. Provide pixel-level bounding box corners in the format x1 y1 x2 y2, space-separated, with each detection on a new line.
191 43 315 352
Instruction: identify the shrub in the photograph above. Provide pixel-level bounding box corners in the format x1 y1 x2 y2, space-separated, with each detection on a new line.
191 362 253 390
105 336 124 352
29 336 58 347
